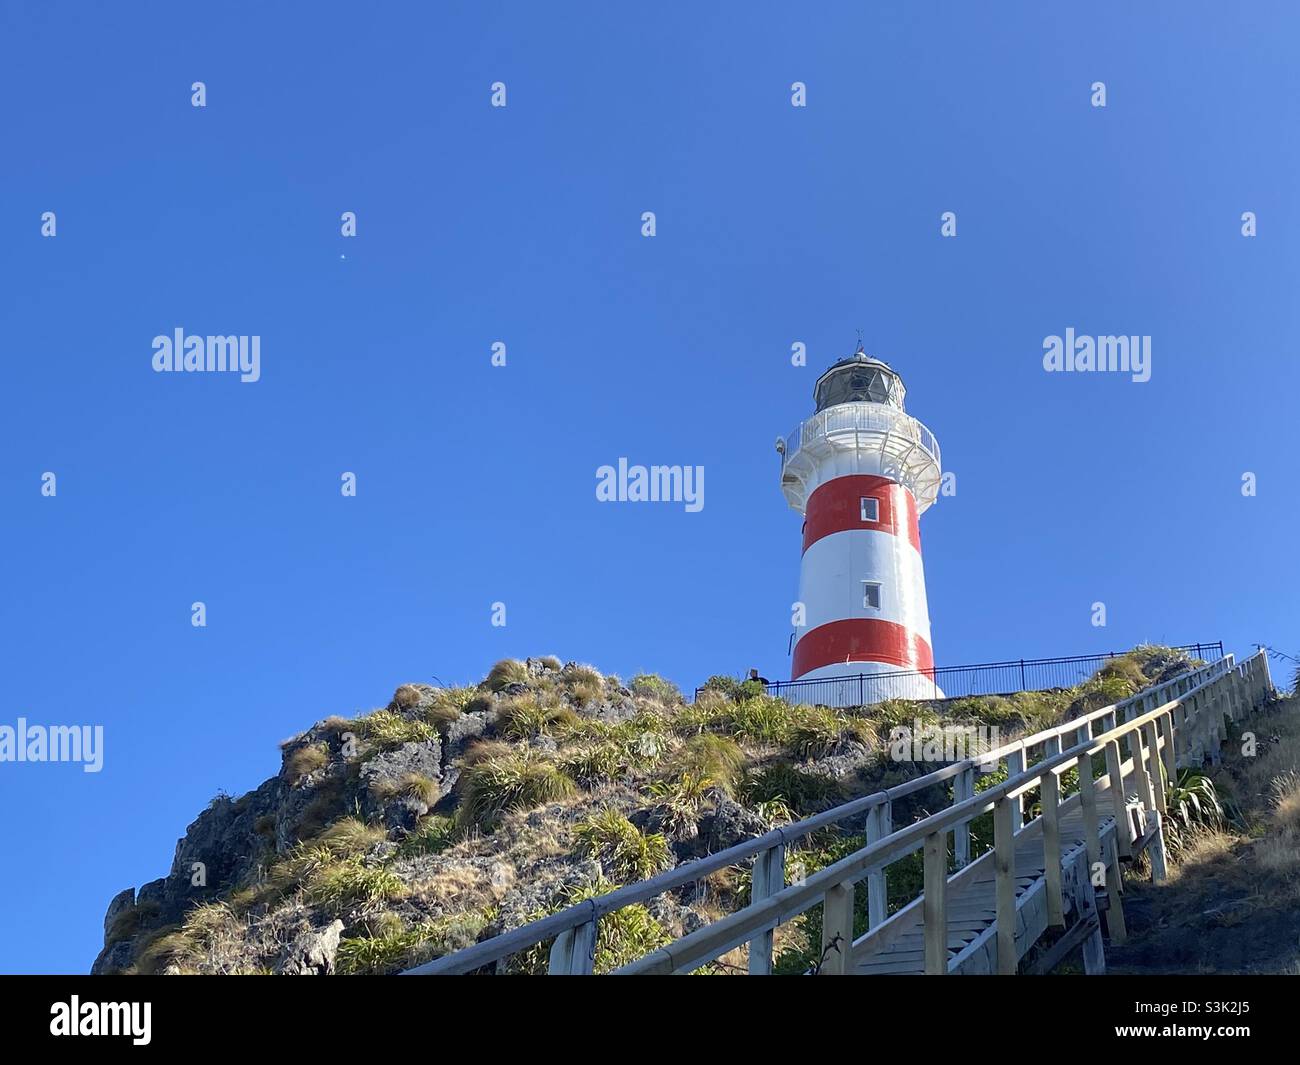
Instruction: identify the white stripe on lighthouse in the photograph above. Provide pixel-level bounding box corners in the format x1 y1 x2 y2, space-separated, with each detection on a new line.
795 527 932 643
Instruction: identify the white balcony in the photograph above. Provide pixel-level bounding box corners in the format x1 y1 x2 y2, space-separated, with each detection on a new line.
779 402 942 514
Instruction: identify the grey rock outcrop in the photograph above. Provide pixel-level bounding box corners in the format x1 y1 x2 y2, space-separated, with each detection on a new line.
274 919 345 975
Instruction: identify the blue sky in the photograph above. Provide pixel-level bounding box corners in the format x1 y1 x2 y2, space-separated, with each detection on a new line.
1 2 1296 973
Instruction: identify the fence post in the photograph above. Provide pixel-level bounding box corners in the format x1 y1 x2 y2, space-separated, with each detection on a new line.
866 801 891 928
1132 729 1167 883
1006 746 1025 831
953 766 975 868
1104 739 1132 860
923 830 948 974
549 916 597 975
820 881 855 975
1078 743 1127 943
994 795 1018 974
1041 765 1064 928
747 842 785 975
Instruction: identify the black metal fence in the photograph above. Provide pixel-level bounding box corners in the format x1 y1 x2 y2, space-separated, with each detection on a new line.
699 642 1224 707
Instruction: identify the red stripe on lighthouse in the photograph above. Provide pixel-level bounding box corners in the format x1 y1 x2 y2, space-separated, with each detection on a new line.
802 475 921 554
792 618 935 677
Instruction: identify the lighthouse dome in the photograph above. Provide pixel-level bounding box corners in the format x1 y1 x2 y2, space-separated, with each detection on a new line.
813 352 906 412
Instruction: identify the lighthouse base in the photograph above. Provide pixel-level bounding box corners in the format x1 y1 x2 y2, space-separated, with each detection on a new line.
792 661 944 708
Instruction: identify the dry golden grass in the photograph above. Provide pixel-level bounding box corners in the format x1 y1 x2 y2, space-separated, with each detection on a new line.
283 743 329 783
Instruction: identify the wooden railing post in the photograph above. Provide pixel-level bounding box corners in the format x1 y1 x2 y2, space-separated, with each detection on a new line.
953 766 975 869
1158 712 1176 787
747 842 785 974
866 801 891 928
549 918 597 975
923 829 948 974
993 795 1018 974
1104 739 1132 860
1078 743 1126 943
1131 728 1168 883
1006 746 1025 831
820 880 855 975
1041 765 1064 928
1142 721 1166 814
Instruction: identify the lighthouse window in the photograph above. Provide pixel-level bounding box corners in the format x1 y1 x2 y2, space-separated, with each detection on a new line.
860 497 879 522
861 581 882 610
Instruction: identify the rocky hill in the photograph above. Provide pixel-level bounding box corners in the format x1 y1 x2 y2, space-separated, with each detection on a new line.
92 648 1200 975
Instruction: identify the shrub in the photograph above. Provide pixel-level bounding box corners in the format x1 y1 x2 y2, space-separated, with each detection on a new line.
701 675 741 700
869 698 926 729
558 742 626 786
1094 657 1148 692
743 763 845 816
314 816 387 858
422 687 479 727
497 693 582 739
304 857 407 915
630 673 681 703
569 678 604 708
668 734 745 794
354 710 437 751
644 771 715 837
284 744 329 782
456 750 577 831
485 658 530 692
575 809 671 882
563 663 604 689
132 901 244 975
670 697 726 736
788 705 873 760
337 912 491 975
725 695 796 747
104 899 161 948
370 772 439 805
512 879 670 974
398 815 457 857
391 684 426 711
1066 675 1134 717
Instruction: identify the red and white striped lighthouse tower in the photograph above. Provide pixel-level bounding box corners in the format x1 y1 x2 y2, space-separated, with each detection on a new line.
778 350 943 703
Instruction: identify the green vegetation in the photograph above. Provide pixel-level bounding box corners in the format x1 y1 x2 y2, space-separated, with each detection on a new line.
497 692 582 740
456 749 577 832
398 815 457 858
630 673 681 703
667 734 745 794
485 658 530 692
353 710 437 752
111 644 1215 977
337 911 493 975
514 879 671 975
284 743 329 782
575 809 671 882
742 763 845 816
644 772 715 838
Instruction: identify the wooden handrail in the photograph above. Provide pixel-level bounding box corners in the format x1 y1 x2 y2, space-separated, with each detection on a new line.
615 651 1270 974
404 651 1266 975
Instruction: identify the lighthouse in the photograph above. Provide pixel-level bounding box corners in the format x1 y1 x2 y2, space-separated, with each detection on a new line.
778 350 943 704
